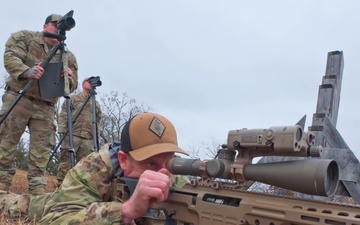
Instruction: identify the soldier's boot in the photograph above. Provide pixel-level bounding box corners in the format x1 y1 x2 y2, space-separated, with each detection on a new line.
0 182 10 192
29 187 45 195
0 192 30 220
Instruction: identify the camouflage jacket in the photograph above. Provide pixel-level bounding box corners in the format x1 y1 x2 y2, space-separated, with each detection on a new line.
4 30 78 103
0 190 52 221
39 143 188 225
58 92 102 139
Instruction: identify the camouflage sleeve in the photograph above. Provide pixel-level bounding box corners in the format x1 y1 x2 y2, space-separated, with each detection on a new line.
170 175 190 188
0 190 51 222
3 31 31 80
40 145 119 224
57 98 70 134
0 191 30 220
67 51 78 93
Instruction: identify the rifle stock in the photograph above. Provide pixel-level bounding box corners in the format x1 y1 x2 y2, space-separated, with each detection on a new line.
152 184 360 225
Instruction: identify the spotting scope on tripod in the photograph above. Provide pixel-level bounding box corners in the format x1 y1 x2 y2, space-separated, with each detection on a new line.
47 76 102 168
0 10 76 125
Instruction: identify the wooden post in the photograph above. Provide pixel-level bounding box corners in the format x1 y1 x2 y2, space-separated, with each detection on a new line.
310 51 344 147
253 51 360 204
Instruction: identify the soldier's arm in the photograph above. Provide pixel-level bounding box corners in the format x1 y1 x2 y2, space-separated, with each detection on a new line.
4 31 31 80
40 145 119 223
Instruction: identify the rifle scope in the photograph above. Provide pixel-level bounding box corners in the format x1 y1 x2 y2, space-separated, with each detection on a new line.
228 125 313 152
167 156 339 197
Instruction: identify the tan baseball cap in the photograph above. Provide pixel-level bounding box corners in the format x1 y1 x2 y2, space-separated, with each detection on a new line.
45 14 62 24
121 112 189 161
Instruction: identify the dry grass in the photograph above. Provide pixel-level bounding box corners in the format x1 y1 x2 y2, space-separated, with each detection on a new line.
0 213 36 225
0 169 57 224
9 169 57 194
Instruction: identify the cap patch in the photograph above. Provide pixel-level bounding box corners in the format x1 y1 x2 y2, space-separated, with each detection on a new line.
148 117 166 138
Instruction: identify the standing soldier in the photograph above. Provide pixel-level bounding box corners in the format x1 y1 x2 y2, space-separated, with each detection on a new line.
56 77 102 186
0 13 78 194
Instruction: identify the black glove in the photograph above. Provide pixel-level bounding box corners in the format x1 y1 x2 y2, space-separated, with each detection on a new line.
23 66 41 79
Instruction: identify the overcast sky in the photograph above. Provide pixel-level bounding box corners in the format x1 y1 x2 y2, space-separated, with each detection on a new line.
1 1 359 160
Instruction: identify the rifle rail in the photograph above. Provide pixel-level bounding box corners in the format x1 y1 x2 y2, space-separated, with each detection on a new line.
154 184 360 225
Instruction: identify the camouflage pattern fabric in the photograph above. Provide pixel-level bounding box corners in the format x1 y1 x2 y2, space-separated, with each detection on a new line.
58 92 102 139
0 92 56 193
0 190 51 221
3 30 78 103
39 144 189 225
56 92 102 184
0 143 189 224
56 135 94 183
171 172 189 189
39 144 123 224
0 30 78 194
0 190 30 220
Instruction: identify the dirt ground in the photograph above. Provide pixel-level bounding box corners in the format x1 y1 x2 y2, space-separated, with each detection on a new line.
9 169 57 194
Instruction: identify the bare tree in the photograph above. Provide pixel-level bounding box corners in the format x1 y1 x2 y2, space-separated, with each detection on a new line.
99 91 151 144
186 137 224 160
15 137 30 170
1 85 152 173
0 72 7 90
45 90 150 172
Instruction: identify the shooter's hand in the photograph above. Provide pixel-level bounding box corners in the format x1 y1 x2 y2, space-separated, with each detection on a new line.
61 68 73 80
121 168 171 223
23 62 44 79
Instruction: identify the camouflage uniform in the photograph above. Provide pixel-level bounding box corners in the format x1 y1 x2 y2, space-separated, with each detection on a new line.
0 190 51 221
39 142 188 225
0 30 78 194
56 92 102 184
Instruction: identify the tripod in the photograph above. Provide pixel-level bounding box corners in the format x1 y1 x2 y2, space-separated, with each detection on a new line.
90 88 100 152
0 31 67 124
0 29 79 171
47 84 101 169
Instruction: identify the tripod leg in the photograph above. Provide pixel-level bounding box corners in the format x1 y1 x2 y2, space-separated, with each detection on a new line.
91 89 100 152
62 48 76 168
64 96 76 168
56 135 75 185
